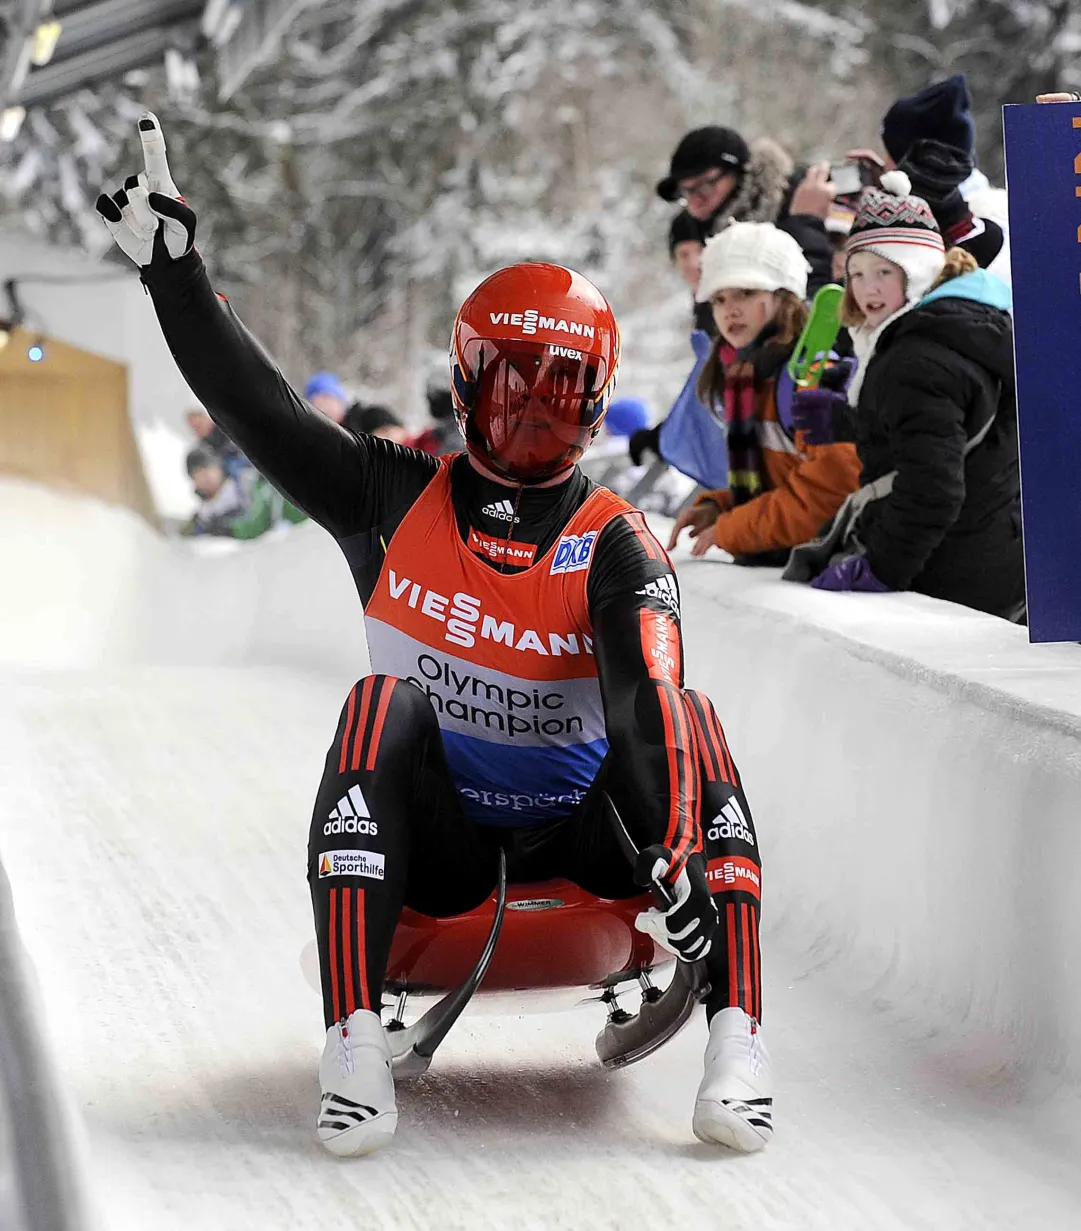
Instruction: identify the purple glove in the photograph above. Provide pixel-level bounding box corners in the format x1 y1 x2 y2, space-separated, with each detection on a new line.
811 555 892 593
791 387 846 446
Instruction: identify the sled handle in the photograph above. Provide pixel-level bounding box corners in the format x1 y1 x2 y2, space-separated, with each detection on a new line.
606 795 677 911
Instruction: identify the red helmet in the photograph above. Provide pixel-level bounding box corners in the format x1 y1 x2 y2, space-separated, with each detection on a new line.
450 262 621 483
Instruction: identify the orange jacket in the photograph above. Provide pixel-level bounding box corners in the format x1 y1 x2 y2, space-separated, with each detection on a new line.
697 366 861 557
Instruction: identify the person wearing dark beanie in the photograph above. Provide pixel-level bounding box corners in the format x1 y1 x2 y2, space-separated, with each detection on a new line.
343 402 409 443
881 74 976 164
669 210 705 285
877 74 1011 286
668 210 713 332
899 139 1004 270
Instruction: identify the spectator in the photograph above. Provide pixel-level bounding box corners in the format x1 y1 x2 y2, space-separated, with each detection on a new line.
899 140 1004 271
605 397 651 442
183 444 250 536
225 476 308 540
879 74 1010 286
183 443 306 539
666 222 861 562
344 402 409 444
407 388 462 455
657 126 834 294
785 173 1024 621
825 201 856 285
304 371 350 424
185 407 249 477
668 211 712 334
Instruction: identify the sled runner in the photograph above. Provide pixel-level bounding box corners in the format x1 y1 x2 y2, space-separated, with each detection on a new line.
302 866 707 1072
380 859 708 1073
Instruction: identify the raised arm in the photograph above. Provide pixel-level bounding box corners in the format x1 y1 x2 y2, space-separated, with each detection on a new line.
96 113 437 536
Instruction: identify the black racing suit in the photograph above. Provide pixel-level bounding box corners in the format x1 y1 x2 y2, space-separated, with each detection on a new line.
141 251 763 1028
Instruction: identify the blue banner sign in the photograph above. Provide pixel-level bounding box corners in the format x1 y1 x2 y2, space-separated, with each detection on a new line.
1004 101 1081 641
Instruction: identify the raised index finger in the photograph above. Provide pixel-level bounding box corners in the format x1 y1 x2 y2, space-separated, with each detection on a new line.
137 111 176 197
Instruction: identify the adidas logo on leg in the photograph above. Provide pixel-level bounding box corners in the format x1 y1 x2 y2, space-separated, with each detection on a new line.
481 499 519 523
324 785 378 836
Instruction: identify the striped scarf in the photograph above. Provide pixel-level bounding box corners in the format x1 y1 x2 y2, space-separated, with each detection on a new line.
720 345 763 507
719 334 790 507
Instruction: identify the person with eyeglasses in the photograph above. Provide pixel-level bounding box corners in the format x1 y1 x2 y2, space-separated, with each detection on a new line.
657 127 835 297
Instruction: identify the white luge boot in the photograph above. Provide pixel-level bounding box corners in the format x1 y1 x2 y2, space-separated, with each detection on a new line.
693 1006 774 1152
317 1008 397 1157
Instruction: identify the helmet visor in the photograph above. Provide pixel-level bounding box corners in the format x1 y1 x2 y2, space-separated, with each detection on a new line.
459 337 610 481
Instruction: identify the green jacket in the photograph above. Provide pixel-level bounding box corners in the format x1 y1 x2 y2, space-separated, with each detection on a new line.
227 476 308 540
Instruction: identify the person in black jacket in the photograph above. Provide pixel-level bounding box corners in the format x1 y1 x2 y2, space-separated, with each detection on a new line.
798 172 1024 621
657 126 835 295
898 139 1004 271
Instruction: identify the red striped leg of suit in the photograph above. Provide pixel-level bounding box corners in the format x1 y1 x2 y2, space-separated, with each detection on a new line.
327 886 373 1020
720 897 760 1019
685 689 738 787
348 674 400 773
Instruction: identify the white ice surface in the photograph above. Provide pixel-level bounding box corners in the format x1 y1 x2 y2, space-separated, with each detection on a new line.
2 482 1081 1230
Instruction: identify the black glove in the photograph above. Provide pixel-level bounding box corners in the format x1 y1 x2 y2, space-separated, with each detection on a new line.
628 425 662 467
633 846 718 961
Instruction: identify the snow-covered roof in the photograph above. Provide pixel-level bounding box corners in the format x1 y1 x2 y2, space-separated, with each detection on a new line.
0 0 309 111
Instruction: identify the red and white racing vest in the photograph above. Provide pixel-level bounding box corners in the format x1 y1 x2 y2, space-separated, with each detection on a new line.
364 461 631 824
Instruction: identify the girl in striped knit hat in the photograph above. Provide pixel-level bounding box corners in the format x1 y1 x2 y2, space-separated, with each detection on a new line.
797 171 1024 620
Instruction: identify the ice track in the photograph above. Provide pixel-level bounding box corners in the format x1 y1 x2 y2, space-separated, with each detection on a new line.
2 482 1081 1230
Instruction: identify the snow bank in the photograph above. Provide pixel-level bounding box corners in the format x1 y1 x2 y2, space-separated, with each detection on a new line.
5 478 1081 1086
0 481 366 683
676 554 1081 1084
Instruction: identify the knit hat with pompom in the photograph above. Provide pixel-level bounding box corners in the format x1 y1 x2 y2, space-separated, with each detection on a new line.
844 170 946 303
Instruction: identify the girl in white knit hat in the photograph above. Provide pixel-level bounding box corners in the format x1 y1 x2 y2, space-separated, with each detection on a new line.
667 221 861 561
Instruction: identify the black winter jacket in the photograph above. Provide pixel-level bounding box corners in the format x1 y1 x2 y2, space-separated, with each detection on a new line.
838 276 1025 619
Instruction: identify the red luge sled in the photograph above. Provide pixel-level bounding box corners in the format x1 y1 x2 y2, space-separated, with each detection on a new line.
382 852 709 1076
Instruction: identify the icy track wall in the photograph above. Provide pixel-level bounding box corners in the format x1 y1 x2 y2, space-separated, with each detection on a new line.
677 559 1081 1086
0 481 367 680
6 480 1081 1092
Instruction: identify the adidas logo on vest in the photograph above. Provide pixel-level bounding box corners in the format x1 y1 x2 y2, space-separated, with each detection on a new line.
481 499 519 523
324 784 378 836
